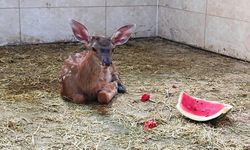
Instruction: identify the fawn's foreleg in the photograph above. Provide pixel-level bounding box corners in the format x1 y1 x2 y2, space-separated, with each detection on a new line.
97 82 118 104
111 65 126 93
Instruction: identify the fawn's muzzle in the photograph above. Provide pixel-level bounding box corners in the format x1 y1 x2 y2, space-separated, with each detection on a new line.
102 59 112 66
100 48 112 66
102 56 112 66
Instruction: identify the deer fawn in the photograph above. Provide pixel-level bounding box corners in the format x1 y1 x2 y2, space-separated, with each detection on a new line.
60 20 136 104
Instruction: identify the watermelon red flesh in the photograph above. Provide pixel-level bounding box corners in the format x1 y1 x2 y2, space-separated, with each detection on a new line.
180 92 225 117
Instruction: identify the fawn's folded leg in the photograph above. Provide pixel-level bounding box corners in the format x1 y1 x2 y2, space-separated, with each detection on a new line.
97 82 118 104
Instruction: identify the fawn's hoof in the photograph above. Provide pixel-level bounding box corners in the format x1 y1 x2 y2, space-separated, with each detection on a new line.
117 83 126 94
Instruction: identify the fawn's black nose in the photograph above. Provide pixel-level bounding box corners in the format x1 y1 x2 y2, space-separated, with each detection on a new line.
102 57 112 66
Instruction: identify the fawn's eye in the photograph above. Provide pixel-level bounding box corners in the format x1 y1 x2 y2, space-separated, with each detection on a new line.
92 47 97 52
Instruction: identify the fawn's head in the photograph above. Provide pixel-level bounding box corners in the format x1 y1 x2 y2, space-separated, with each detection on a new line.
71 20 136 66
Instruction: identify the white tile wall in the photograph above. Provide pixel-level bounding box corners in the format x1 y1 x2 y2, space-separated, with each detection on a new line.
0 0 157 45
159 7 205 47
107 0 157 6
0 9 20 45
159 0 250 61
159 0 206 13
106 6 157 37
0 0 250 61
207 0 250 22
0 0 19 8
205 16 250 61
21 7 106 43
20 0 105 8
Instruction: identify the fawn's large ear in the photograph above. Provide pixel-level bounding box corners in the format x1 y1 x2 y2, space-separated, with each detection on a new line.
111 24 136 46
71 19 90 44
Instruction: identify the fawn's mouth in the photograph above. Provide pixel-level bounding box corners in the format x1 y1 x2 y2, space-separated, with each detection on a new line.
101 65 111 69
102 62 112 67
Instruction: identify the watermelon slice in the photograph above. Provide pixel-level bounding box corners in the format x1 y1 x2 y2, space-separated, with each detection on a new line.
176 92 233 121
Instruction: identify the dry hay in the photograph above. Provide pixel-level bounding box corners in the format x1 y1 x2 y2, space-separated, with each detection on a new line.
0 38 249 149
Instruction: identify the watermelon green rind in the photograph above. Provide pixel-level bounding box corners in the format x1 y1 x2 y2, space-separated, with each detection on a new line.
176 92 233 122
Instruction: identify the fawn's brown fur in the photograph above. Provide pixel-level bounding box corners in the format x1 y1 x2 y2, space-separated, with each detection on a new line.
60 20 135 104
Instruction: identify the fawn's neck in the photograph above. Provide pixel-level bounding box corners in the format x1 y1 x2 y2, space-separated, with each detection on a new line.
79 50 102 81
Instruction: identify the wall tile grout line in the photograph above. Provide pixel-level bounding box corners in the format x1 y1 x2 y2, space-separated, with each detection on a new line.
18 5 157 9
159 5 205 15
156 0 159 36
207 14 250 24
204 0 208 49
0 7 19 9
159 5 250 24
105 0 107 37
106 5 157 7
19 6 105 9
18 0 22 44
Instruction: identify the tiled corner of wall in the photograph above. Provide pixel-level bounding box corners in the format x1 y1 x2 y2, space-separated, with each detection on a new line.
158 0 206 48
159 0 250 61
205 0 250 61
